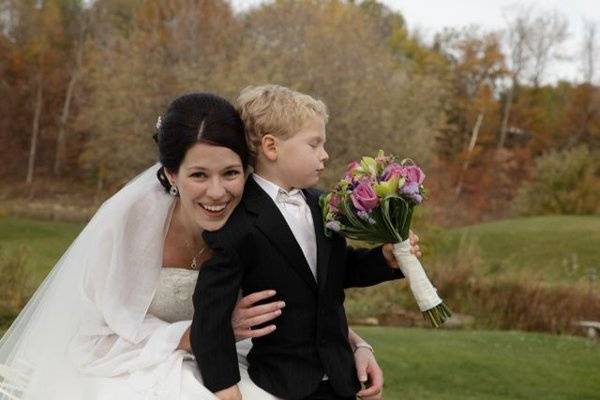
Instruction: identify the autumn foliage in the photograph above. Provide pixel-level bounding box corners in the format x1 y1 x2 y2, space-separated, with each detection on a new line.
0 0 598 224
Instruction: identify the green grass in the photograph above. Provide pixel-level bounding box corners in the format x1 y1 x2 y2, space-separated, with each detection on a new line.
2 214 599 285
0 216 84 284
1 216 600 398
431 215 600 283
0 324 596 399
355 326 600 400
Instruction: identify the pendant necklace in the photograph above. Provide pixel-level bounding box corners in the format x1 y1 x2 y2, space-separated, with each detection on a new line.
190 246 207 270
183 238 206 270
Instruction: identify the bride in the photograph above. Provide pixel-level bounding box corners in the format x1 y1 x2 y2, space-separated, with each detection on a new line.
0 92 419 399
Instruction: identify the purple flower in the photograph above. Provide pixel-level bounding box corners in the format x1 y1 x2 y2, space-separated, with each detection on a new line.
400 181 423 203
404 165 425 185
351 181 379 212
401 181 419 194
357 211 377 225
325 221 341 232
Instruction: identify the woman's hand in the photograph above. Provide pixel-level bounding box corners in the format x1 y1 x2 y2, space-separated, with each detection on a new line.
177 326 192 352
383 229 421 268
231 290 285 341
178 290 283 351
355 347 383 399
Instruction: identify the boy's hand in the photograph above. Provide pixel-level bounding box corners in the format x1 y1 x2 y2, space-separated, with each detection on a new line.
382 230 421 268
355 347 383 399
215 385 242 400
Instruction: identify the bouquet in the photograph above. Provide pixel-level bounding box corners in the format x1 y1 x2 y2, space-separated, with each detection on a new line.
320 150 451 327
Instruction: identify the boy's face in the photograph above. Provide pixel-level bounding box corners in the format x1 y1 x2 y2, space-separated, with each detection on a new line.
276 117 329 189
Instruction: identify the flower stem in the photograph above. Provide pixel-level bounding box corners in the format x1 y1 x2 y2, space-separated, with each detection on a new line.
423 303 452 328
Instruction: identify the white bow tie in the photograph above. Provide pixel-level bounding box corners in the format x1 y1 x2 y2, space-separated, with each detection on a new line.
276 189 305 206
275 188 317 281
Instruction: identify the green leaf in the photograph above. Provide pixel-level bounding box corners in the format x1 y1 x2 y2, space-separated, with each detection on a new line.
340 195 369 231
360 156 378 177
374 176 400 198
320 192 332 219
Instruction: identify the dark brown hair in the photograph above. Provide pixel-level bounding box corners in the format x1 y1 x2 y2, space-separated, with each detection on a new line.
153 92 248 192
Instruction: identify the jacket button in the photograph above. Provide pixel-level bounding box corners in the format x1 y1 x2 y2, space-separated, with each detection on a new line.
320 338 327 345
320 308 326 316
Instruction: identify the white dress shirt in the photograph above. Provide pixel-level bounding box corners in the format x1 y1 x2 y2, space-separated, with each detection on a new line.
253 174 330 381
252 173 318 281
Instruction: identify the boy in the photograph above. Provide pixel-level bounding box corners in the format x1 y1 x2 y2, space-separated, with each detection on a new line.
191 85 404 400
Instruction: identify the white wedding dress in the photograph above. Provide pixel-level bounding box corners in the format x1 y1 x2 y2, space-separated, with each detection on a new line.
147 268 278 400
0 164 279 400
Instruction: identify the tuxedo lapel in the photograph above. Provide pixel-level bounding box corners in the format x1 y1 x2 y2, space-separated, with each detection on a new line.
244 178 318 293
304 190 332 294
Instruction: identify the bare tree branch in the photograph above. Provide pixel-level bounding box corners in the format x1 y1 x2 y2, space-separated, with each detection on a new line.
525 10 569 87
581 19 599 84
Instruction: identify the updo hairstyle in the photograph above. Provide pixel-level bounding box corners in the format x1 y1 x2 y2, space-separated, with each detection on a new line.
153 93 248 193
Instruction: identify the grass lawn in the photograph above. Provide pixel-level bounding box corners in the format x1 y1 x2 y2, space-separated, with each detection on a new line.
355 326 600 400
2 214 599 285
431 215 600 284
1 216 599 398
0 216 84 284
0 324 596 399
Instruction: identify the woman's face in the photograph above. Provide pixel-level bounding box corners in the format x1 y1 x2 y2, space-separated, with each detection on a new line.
168 143 245 232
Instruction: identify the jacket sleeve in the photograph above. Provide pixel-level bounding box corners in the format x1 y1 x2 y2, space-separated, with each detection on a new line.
311 187 404 289
343 244 404 288
190 238 243 392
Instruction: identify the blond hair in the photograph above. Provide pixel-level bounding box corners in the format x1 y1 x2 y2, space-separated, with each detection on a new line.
236 84 329 162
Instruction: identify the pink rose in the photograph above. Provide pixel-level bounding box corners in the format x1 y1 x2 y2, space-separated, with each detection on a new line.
381 163 406 181
351 181 379 212
344 161 360 180
330 194 341 209
404 165 425 184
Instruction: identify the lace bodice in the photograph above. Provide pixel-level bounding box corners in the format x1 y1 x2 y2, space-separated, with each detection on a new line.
148 268 198 323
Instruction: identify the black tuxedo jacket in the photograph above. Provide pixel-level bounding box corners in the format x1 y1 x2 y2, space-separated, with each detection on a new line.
190 177 403 399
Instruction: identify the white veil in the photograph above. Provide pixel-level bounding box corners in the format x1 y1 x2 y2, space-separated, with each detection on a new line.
0 163 195 399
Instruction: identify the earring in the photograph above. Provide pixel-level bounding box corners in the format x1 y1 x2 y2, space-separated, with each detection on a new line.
169 186 179 196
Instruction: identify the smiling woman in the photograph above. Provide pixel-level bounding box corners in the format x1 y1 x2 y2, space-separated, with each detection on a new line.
155 94 248 271
164 144 245 233
0 93 282 400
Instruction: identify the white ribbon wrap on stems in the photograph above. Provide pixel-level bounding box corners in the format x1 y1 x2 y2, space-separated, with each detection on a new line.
393 239 442 311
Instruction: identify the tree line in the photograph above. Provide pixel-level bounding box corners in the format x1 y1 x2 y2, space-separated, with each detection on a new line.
1 0 598 223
